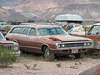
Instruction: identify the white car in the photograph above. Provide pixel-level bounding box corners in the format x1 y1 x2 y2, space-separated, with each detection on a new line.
0 32 20 56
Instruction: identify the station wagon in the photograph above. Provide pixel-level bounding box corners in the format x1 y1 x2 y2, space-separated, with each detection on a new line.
5 25 93 58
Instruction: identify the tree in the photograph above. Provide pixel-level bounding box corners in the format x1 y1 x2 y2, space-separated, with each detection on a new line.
27 20 35 23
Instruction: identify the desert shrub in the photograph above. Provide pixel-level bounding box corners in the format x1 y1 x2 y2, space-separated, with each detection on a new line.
0 45 17 68
24 64 31 69
56 63 61 67
93 40 98 48
27 20 35 23
85 40 99 56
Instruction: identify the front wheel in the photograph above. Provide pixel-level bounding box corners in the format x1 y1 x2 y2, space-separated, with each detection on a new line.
43 47 54 61
74 53 84 59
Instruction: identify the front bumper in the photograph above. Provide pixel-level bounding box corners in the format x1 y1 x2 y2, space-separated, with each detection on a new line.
56 41 93 50
51 41 93 55
51 48 89 55
0 44 21 56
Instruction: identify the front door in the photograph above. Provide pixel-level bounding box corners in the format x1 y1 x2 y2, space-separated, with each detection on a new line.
87 25 100 41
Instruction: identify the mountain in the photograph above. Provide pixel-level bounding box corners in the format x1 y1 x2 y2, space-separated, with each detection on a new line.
0 7 27 21
1 0 100 22
0 0 20 6
15 0 100 21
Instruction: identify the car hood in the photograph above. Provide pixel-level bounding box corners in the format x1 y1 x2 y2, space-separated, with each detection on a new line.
0 40 17 45
41 35 92 42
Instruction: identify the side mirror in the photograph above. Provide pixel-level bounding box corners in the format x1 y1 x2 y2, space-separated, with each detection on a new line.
95 32 100 36
6 38 9 40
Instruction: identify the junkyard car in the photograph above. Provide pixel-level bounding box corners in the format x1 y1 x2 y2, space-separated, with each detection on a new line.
0 32 20 56
86 23 100 49
5 25 93 58
78 64 100 75
0 27 6 35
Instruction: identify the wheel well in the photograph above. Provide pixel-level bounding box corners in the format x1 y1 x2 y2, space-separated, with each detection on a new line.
42 45 48 52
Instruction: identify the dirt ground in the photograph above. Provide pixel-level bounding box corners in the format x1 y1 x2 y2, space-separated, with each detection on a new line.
0 56 100 75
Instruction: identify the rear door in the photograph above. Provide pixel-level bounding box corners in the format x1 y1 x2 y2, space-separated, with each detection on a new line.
27 28 42 53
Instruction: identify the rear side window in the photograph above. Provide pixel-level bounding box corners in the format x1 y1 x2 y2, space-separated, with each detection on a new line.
28 28 36 37
10 27 25 34
22 27 30 35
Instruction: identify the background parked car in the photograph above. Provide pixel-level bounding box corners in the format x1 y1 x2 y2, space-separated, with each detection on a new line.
71 23 100 49
1 25 14 32
5 25 93 58
0 25 14 36
0 22 6 28
0 32 20 56
0 28 6 36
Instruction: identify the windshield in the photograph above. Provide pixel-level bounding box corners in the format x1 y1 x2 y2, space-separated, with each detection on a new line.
0 33 5 40
38 27 68 36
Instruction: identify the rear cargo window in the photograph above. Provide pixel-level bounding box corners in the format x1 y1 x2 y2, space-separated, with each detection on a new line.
10 27 25 34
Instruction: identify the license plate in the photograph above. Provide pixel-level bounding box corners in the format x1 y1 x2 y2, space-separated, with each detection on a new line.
72 49 78 53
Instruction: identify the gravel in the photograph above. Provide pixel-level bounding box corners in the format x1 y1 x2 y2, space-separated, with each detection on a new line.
0 57 100 75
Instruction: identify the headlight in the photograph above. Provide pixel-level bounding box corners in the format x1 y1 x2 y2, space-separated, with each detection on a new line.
84 43 87 46
87 43 90 45
58 44 61 48
58 44 66 48
62 44 65 47
84 42 91 46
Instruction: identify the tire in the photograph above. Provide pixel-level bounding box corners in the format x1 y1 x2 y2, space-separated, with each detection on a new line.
43 46 55 61
43 47 52 58
74 53 84 59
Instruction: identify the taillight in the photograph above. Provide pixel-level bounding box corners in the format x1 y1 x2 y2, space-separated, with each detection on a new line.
49 37 60 41
0 30 1 32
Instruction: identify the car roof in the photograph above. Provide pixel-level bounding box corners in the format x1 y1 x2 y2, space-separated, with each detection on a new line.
13 25 60 29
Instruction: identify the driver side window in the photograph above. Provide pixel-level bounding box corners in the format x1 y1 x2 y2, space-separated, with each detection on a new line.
88 26 100 36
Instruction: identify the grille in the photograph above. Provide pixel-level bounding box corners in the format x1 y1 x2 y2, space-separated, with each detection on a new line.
57 41 93 49
2 46 12 50
66 43 84 47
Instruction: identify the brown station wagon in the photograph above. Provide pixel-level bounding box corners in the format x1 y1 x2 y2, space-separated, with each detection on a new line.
5 25 93 58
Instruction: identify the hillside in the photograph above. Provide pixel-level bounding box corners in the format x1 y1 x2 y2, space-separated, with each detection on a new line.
15 0 100 21
0 0 19 6
1 0 100 22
